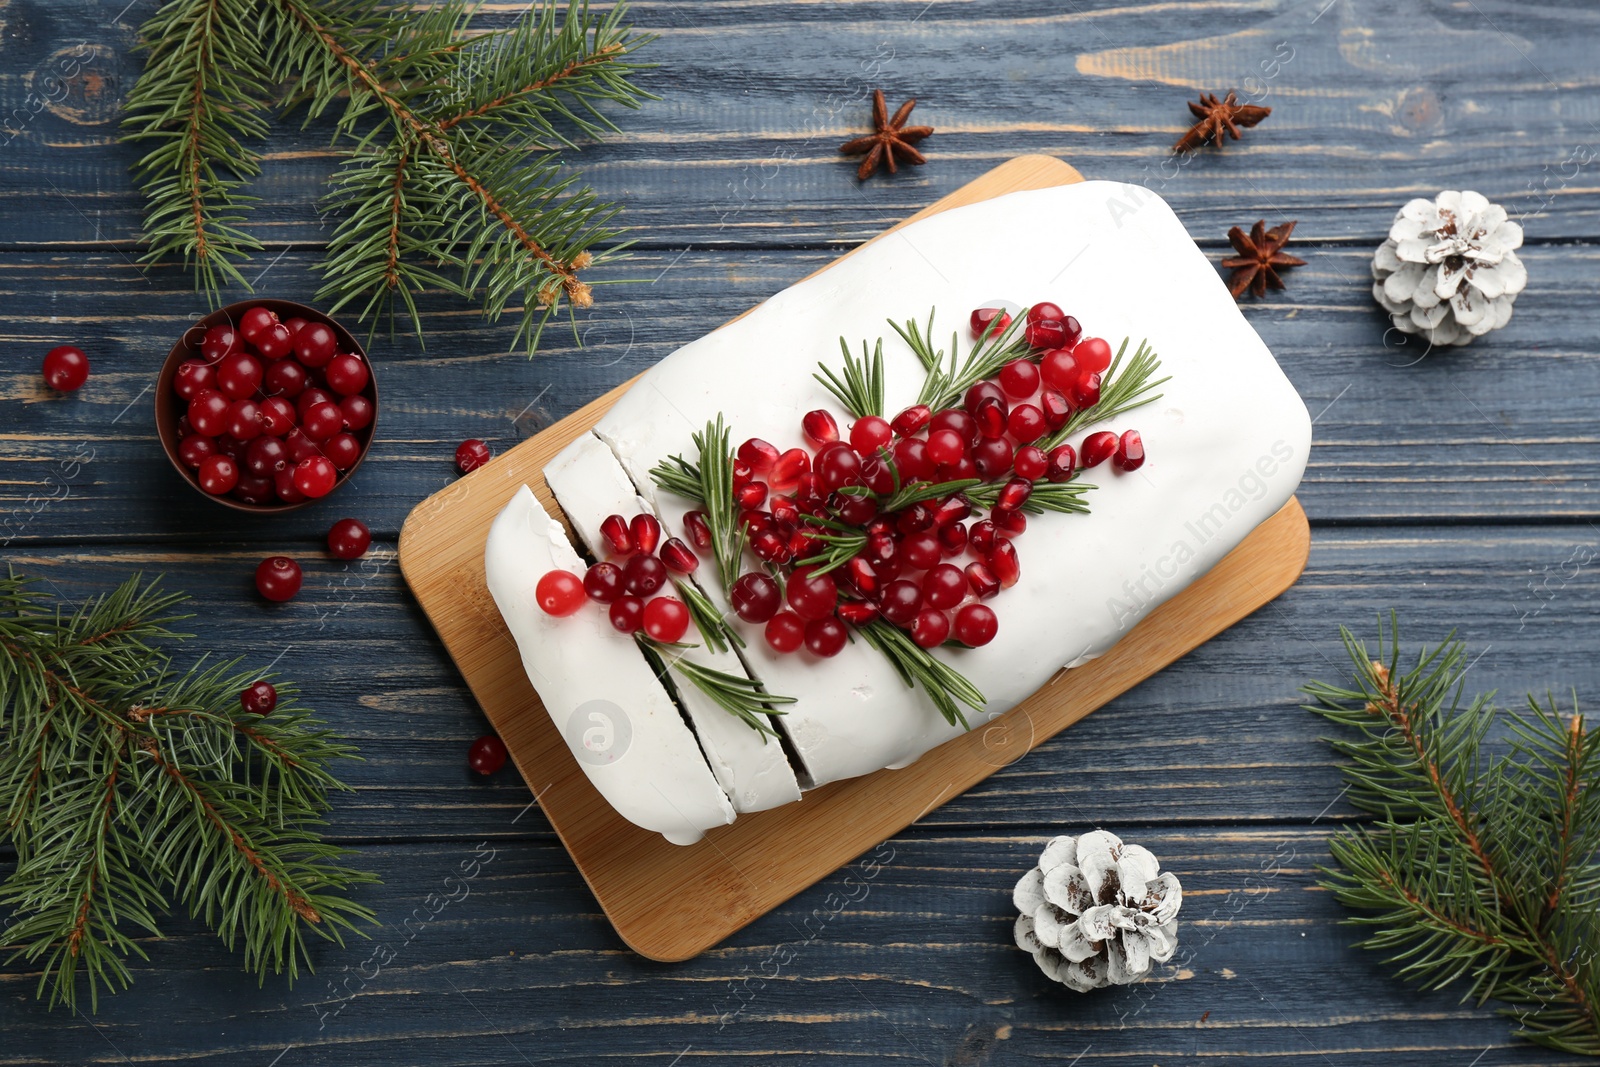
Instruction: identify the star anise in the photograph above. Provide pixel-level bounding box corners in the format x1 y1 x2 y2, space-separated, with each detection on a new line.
1174 91 1271 153
1221 219 1306 299
839 89 933 181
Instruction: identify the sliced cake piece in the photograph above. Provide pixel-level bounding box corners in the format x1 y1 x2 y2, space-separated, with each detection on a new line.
484 484 735 845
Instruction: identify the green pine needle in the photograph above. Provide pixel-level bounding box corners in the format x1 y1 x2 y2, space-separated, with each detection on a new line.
858 620 984 730
815 338 886 419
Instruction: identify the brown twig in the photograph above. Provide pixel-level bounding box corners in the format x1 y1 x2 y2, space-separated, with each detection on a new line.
435 43 622 131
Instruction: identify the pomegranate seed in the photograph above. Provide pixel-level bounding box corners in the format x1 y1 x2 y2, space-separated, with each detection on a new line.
786 567 838 621
970 520 998 554
922 564 966 610
1025 319 1070 349
861 452 897 494
1076 336 1112 374
751 528 791 563
993 508 1027 535
739 509 773 535
850 416 893 456
623 554 668 597
1008 404 1047 443
660 537 699 574
815 441 863 491
974 397 1008 439
902 532 941 570
629 514 661 554
536 569 586 617
802 410 839 448
970 306 1013 337
600 514 633 555
939 522 968 554
789 529 820 559
837 598 880 626
735 480 768 509
891 404 932 436
796 472 826 508
973 437 1014 480
866 529 897 565
1014 445 1047 480
584 562 625 603
1113 429 1146 472
846 556 880 596
732 459 754 486
1040 349 1081 393
996 477 1033 512
998 359 1040 399
835 490 878 526
1070 372 1102 410
643 597 691 643
930 409 979 446
732 573 783 623
1081 431 1118 468
769 494 800 526
738 438 780 473
683 510 712 549
880 579 923 626
609 596 645 633
954 603 999 647
766 611 806 653
1040 390 1072 430
911 609 951 649
988 537 1021 588
926 429 966 467
933 495 971 527
896 502 935 534
965 562 1000 599
865 517 895 537
770 448 810 492
1046 444 1078 482
965 381 1007 416
892 437 937 481
804 617 848 657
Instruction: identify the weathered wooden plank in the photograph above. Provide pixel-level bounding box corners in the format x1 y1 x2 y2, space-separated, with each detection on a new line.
0 1 1597 247
0 243 1593 542
0 524 1595 842
0 831 1587 1066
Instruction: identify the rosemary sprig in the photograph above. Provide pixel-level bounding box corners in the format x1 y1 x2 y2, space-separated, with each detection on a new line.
638 635 791 740
795 515 868 577
858 619 984 729
651 418 743 594
649 455 703 505
1040 337 1169 450
890 308 1029 411
674 579 744 654
967 479 1095 516
880 479 979 513
815 338 886 419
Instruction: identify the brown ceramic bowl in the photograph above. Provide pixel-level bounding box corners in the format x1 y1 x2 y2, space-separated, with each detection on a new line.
155 299 378 512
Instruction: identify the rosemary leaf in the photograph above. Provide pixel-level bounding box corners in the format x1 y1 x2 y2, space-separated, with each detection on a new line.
1041 337 1169 449
637 635 791 741
858 619 984 729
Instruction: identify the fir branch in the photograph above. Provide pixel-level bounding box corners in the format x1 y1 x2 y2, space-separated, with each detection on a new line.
1040 338 1169 450
858 619 984 730
815 338 886 419
0 572 376 1012
967 479 1095 516
1304 617 1600 1055
637 635 791 741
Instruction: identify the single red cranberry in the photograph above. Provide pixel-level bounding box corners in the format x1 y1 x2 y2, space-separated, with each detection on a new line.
804 616 848 657
735 480 768 509
1014 445 1047 480
939 521 968 555
284 428 321 463
468 735 508 775
199 325 239 364
177 434 216 470
225 399 263 441
599 514 634 555
835 491 878 526
295 323 338 367
1040 349 1080 393
285 317 308 337
1114 429 1146 471
1070 372 1102 410
455 439 491 473
901 532 941 570
681 510 712 551
1081 431 1118 468
294 455 338 498
197 454 240 495
215 352 263 400
972 437 1014 480
42 345 91 392
1046 444 1077 482
954 603 998 647
970 520 998 554
324 353 369 396
584 561 625 602
925 429 966 467
880 579 923 626
737 438 780 474
988 537 1021 588
765 611 806 653
323 432 362 471
630 513 662 554
1040 389 1071 430
911 609 951 649
922 564 967 610
891 404 932 437
1008 404 1047 443
232 472 276 505
609 595 645 633
536 569 586 616
849 416 893 456
339 394 374 432
245 435 289 478
751 528 791 563
255 556 302 602
174 359 215 400
837 599 880 626
732 573 782 623
929 409 980 446
998 359 1040 398
659 538 699 574
643 597 691 643
296 387 335 419
974 397 1008 439
1027 301 1064 324
786 567 838 621
240 680 278 715
256 322 294 361
942 455 980 482
259 396 296 436
1025 319 1070 349
996 477 1033 512
802 410 839 448
189 390 231 437
213 433 247 461
892 437 936 482
301 402 344 442
327 517 371 560
970 306 1013 337
770 448 810 492
965 381 1008 416
965 562 1000 600
238 306 278 344
273 467 307 504
815 442 862 492
623 554 667 596
262 358 307 398
993 507 1027 536
1076 336 1112 374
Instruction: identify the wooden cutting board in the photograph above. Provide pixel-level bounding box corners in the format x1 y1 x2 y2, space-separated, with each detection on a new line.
397 155 1312 961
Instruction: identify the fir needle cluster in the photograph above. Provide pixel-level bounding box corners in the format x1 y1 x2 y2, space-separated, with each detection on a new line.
121 0 654 353
1305 618 1600 1055
0 573 376 1011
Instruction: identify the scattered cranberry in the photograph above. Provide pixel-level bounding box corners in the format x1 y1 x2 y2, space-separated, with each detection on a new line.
296 388 335 420
1080 431 1118 468
238 306 278 343
643 597 691 643
456 439 491 473
215 352 263 399
1076 336 1113 374
786 567 838 621
1114 429 1146 472
902 532 941 571
256 322 294 361
301 401 344 441
327 517 371 560
178 434 217 469
765 611 806 653
263 358 307 397
609 595 644 633
468 735 508 776
926 429 966 467
623 553 667 596
200 325 239 364
255 556 303 602
189 390 230 436
804 616 848 657
536 569 586 616
998 359 1039 398
1014 445 1047 480
1040 349 1080 393
42 345 90 392
954 603 999 647
324 432 362 471
732 573 782 623
225 399 263 441
880 579 923 626
240 681 278 715
258 396 297 436
292 456 336 498
972 437 1014 480
849 416 893 456
911 609 951 649
245 436 289 478
814 442 862 492
584 561 625 603
930 408 979 446
174 360 215 400
197 454 240 495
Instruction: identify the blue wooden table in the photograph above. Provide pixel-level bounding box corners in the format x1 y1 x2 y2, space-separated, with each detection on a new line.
3 1 1597 1063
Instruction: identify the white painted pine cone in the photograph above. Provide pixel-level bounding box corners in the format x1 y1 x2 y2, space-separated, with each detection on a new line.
1371 190 1526 347
1012 830 1182 991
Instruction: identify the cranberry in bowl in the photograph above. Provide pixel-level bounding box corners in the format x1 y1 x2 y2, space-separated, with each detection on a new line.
156 300 378 512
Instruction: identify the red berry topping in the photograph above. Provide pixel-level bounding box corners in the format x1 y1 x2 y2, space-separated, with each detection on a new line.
583 561 625 603
737 437 780 474
972 437 1014 481
1075 336 1113 374
225 399 263 441
174 359 214 400
323 517 370 560
996 477 1033 512
965 562 1000 600
954 603 998 647
970 306 1013 336
804 616 848 657
609 595 644 633
1040 349 1080 393
643 597 691 643
735 480 768 509
455 439 491 473
732 572 782 623
255 556 302 602
659 537 699 574
1046 444 1077 482
294 456 338 498
1008 404 1047 443
40 347 90 391
988 537 1021 588
1039 389 1071 430
1014 445 1047 480
922 563 966 610
801 410 839 448
974 396 1008 440
630 513 662 554
177 434 216 470
765 611 806 653
786 567 838 621
849 416 893 456
837 599 880 626
468 735 508 776
1114 430 1146 472
925 429 966 467
939 521 968 555
324 353 369 396
189 390 231 437
993 507 1027 536
911 609 951 649
238 306 278 343
623 553 667 596
891 404 932 437
295 322 338 367
1026 301 1064 325
197 454 240 495
930 409 979 446
245 435 289 478
1080 431 1118 468
998 358 1040 398
969 520 998 554
240 680 278 715
880 579 923 626
815 442 862 492
600 514 634 555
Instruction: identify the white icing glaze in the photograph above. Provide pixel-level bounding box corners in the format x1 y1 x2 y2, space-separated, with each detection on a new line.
544 433 803 813
483 484 735 844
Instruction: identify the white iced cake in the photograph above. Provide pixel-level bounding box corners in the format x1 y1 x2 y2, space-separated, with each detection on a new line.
484 181 1311 844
